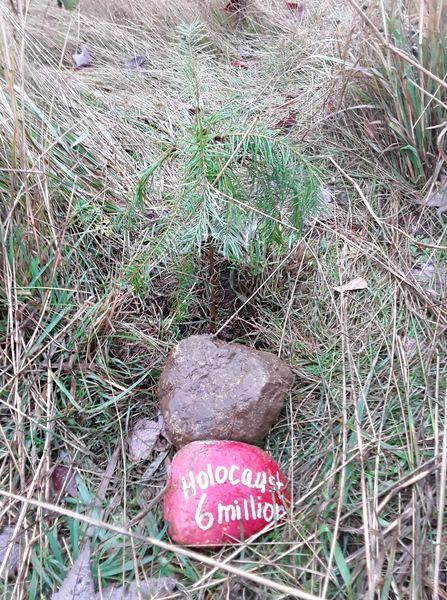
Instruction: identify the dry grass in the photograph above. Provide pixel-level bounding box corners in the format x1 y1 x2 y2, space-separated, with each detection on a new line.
0 0 446 598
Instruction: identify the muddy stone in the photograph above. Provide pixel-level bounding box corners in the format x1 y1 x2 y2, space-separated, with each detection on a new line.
158 335 294 448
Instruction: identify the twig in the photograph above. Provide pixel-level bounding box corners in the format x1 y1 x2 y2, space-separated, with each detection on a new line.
207 240 217 334
433 388 447 599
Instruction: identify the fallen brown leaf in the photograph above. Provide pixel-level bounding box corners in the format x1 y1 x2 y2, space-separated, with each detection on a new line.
52 544 93 600
0 526 20 575
320 187 333 204
314 187 335 221
124 56 146 71
128 418 162 461
157 412 172 444
237 45 254 59
51 466 78 497
397 335 426 357
286 2 305 22
333 276 368 293
402 336 417 354
73 44 91 69
224 0 247 14
365 120 379 140
410 261 446 297
411 261 436 283
419 190 447 215
274 111 297 131
230 58 256 69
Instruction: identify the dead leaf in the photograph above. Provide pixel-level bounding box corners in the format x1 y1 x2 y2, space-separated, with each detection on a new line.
411 261 436 283
395 335 428 359
365 120 380 140
128 418 162 461
224 0 247 14
153 437 170 452
410 261 446 297
52 544 94 600
400 336 425 354
124 56 146 70
274 111 297 131
333 276 368 293
97 577 176 599
286 2 305 22
419 190 447 215
401 336 417 355
0 526 20 575
237 46 254 59
157 412 172 444
137 447 170 487
230 58 256 69
51 466 78 497
73 44 91 69
315 187 335 221
319 187 333 204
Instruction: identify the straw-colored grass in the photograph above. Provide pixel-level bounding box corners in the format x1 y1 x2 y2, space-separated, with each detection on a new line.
0 1 446 598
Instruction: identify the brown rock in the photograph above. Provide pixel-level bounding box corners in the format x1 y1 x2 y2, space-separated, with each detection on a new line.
158 335 293 448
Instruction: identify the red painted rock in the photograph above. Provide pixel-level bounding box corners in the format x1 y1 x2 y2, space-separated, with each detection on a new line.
164 441 289 546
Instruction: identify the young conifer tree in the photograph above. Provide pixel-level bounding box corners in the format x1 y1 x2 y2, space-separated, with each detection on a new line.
136 21 320 331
